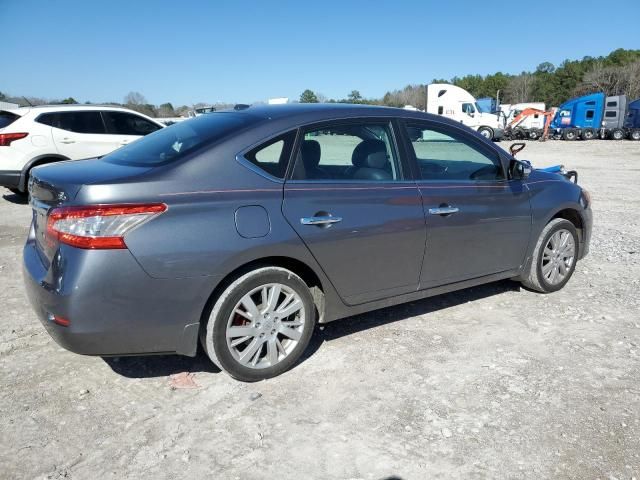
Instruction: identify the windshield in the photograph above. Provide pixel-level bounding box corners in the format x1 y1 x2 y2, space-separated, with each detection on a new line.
103 112 257 166
475 102 489 113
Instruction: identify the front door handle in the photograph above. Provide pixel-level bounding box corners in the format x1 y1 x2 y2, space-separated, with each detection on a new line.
58 138 75 144
300 215 342 226
428 206 459 216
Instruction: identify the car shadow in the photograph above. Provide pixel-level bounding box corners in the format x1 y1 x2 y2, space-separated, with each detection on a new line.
2 191 28 205
104 279 519 379
103 348 220 379
299 279 520 363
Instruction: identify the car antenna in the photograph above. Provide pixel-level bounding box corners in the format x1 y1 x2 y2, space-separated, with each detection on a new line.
22 96 34 107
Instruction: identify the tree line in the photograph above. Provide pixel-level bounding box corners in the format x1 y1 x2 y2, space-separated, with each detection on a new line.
299 48 640 108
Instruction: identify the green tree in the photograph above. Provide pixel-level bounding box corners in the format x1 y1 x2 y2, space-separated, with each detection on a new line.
158 102 175 117
536 62 556 74
299 89 319 103
60 97 78 104
0 91 6 101
347 90 362 103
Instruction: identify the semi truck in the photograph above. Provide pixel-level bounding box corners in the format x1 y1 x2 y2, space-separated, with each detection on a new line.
624 98 640 140
425 84 504 140
549 92 640 140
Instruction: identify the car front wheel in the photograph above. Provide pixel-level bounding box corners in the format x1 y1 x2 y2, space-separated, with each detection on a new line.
520 218 579 293
202 267 316 381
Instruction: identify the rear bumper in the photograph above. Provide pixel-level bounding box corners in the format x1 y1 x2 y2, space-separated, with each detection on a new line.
0 170 20 189
23 230 215 357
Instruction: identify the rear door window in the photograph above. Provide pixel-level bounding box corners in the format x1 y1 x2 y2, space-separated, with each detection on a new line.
291 122 401 181
102 111 161 136
37 111 106 134
0 111 19 129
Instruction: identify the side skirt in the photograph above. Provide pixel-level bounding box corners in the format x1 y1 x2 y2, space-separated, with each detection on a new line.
323 269 521 323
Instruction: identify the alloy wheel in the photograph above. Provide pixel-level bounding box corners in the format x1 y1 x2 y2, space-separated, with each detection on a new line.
541 229 576 285
225 283 305 369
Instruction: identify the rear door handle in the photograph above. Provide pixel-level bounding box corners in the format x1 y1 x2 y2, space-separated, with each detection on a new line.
300 215 342 226
428 206 459 216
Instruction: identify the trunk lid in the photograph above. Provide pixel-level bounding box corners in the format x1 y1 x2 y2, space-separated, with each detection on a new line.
29 158 154 264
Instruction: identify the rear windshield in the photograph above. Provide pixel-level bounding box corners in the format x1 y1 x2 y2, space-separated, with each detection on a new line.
103 113 258 166
0 111 19 129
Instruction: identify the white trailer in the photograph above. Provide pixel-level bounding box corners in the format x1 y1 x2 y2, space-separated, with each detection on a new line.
501 102 547 130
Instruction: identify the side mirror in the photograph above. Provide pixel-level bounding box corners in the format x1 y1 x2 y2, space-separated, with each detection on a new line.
509 142 526 157
511 159 532 179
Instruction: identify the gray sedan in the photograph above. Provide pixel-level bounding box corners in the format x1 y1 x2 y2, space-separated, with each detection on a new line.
23 104 592 381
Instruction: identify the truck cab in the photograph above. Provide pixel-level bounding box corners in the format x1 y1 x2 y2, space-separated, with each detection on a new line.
624 99 640 129
602 95 627 131
551 93 604 131
426 84 504 140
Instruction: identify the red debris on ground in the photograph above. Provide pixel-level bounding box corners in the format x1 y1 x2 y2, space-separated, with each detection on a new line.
168 372 200 389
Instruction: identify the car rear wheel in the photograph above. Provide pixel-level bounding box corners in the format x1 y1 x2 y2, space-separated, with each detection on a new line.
630 129 640 141
520 218 579 293
202 267 316 382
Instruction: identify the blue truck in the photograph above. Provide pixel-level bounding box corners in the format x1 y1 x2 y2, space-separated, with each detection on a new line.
550 92 640 140
624 98 640 140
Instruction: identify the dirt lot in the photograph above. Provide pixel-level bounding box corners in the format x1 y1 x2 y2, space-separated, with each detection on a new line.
1 140 639 480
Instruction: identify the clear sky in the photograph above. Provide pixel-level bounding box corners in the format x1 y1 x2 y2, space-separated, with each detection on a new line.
2 0 639 106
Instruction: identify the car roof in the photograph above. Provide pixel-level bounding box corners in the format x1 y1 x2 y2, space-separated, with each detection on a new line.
240 103 399 119
227 103 473 131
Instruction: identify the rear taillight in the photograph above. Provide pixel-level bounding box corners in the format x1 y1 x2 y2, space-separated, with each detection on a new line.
0 132 28 146
46 203 167 249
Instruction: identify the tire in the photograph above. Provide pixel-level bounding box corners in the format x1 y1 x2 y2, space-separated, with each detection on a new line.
478 127 494 140
520 218 579 293
8 188 24 196
630 129 640 141
202 267 316 382
528 129 540 140
610 128 625 140
561 128 577 141
581 128 596 140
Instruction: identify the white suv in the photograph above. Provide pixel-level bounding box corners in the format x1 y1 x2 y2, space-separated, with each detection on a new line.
0 105 164 194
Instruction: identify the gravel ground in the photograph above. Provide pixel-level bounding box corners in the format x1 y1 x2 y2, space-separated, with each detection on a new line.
1 140 639 480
